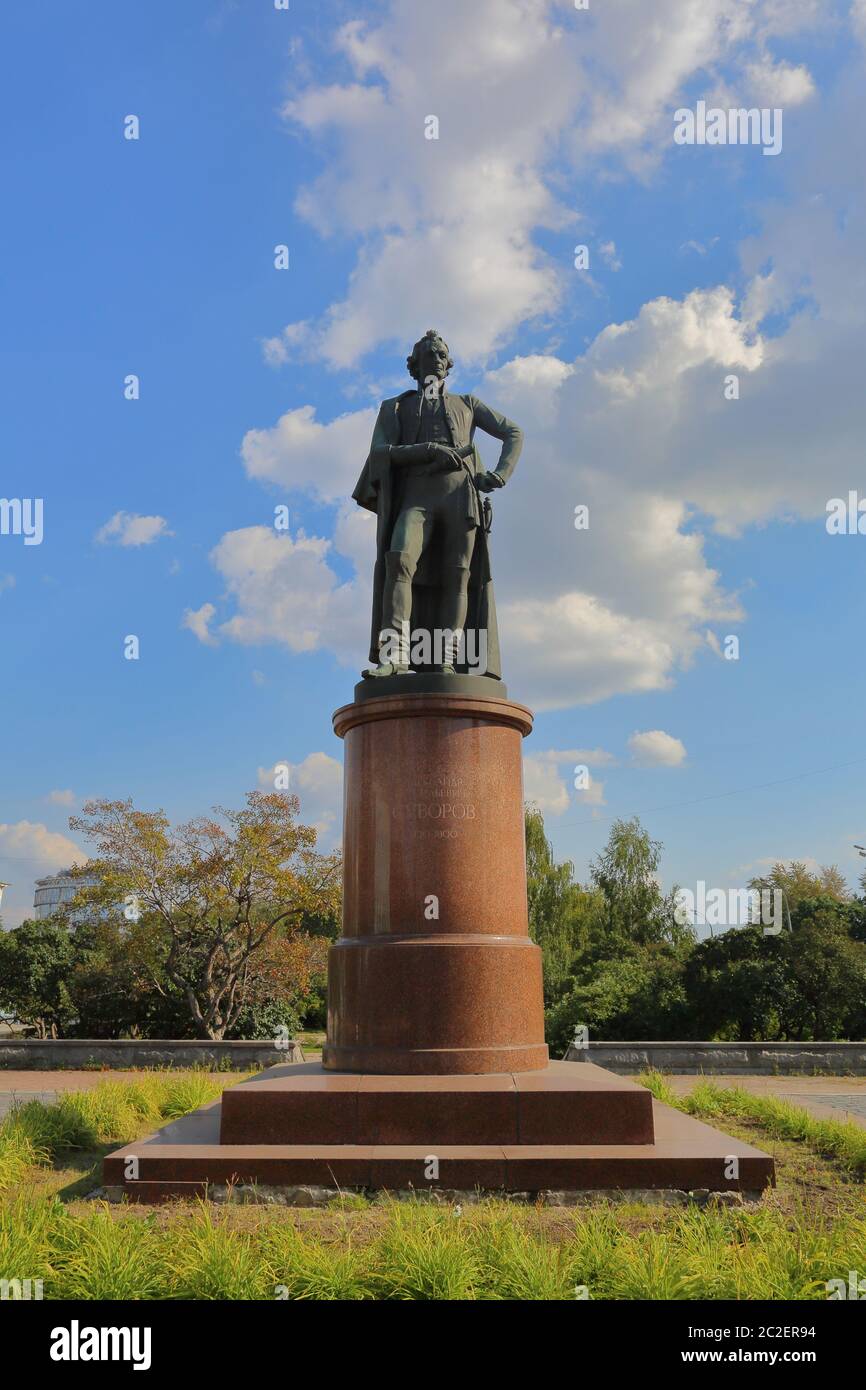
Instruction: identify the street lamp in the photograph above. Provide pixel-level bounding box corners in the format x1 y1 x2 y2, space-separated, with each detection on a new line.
855 845 866 859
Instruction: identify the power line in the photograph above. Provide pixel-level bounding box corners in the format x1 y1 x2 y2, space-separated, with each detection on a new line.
557 752 866 830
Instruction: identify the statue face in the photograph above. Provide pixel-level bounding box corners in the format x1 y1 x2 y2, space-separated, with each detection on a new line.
417 336 450 383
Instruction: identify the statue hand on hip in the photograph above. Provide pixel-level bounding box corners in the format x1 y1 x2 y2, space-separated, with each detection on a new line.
475 470 504 492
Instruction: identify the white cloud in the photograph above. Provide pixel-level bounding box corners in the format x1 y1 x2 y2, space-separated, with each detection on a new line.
240 404 376 504
205 527 366 662
524 748 607 817
0 821 85 867
46 790 76 807
96 512 173 547
0 574 15 595
274 4 577 367
257 752 343 847
742 55 816 105
183 602 218 647
195 1 865 713
0 821 87 928
628 730 688 767
270 0 829 368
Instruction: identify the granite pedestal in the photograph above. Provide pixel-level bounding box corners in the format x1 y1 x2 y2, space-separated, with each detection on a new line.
104 684 774 1202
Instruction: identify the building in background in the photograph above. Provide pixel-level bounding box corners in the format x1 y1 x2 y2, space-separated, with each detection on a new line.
33 867 100 922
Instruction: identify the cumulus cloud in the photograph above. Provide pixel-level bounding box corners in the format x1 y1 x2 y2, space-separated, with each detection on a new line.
240 405 376 504
524 748 610 817
183 602 218 647
201 214 864 709
46 790 76 807
0 821 87 928
96 512 173 547
741 55 816 106
188 0 865 713
205 527 366 662
628 730 688 767
265 0 828 375
257 752 343 847
276 0 578 368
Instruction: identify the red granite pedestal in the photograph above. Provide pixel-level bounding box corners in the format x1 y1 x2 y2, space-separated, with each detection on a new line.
103 686 774 1202
324 689 547 1074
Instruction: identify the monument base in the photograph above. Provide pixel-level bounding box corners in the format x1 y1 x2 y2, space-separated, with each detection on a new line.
103 1061 774 1202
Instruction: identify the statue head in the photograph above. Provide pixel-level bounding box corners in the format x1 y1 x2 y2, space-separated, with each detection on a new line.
407 329 453 384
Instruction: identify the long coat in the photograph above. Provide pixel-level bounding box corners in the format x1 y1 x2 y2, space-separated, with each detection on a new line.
352 389 523 679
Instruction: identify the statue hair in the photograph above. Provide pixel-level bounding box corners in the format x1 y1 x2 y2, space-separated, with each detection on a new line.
407 330 453 382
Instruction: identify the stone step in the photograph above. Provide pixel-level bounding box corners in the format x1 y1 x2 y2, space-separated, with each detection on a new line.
103 1094 774 1202
218 1060 655 1146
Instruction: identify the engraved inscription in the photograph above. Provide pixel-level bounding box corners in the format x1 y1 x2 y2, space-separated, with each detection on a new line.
393 770 479 840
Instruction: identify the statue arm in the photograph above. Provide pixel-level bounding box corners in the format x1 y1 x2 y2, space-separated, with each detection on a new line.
368 404 434 466
388 442 434 465
353 404 399 511
468 396 524 486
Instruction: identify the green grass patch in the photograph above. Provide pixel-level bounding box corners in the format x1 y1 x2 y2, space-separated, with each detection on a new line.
0 1071 230 1189
1 1193 864 1300
2 1071 866 1299
637 1071 866 1179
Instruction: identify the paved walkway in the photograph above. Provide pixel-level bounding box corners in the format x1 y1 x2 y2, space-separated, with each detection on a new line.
658 1074 866 1130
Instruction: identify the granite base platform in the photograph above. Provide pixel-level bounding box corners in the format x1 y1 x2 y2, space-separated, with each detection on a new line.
103 1061 775 1203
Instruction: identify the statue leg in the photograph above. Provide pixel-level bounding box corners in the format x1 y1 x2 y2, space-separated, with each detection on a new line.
435 504 477 671
364 505 430 676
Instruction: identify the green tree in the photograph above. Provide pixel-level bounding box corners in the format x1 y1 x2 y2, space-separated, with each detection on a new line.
546 947 688 1052
0 919 79 1038
681 905 866 1041
69 792 341 1040
588 816 690 953
748 860 849 914
65 917 192 1039
524 807 599 1006
681 926 796 1040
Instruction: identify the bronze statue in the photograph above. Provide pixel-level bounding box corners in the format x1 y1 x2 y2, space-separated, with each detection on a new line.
352 330 523 680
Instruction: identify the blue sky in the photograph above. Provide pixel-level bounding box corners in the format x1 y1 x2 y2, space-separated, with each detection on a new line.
1 0 865 929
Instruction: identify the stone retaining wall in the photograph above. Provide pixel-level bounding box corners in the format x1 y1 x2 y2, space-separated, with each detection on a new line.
0 1039 304 1070
564 1041 866 1075
5 1038 864 1075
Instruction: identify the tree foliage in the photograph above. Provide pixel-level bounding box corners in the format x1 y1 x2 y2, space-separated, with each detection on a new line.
67 791 341 1039
525 806 866 1047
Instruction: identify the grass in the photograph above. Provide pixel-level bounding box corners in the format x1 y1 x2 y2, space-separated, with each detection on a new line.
1 1069 865 1299
0 1071 229 1193
1 1191 864 1300
638 1070 866 1179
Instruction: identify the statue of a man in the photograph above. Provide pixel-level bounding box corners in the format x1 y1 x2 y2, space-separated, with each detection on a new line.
352 329 523 680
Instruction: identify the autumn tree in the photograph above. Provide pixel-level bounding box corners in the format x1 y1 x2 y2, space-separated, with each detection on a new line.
69 792 340 1040
748 860 849 914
